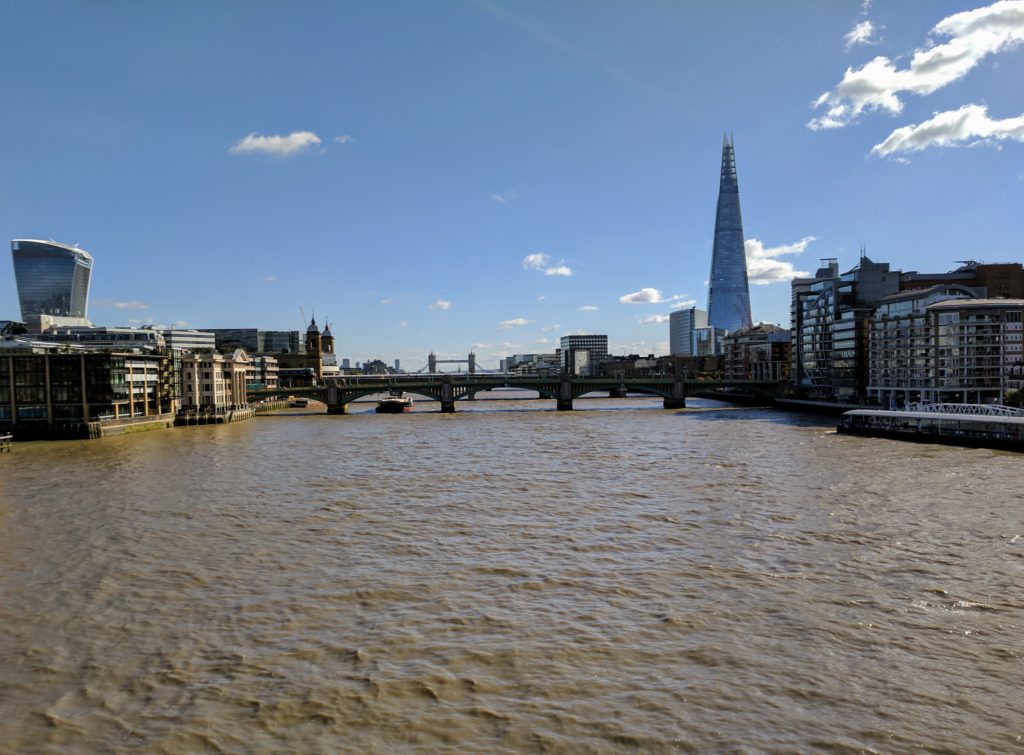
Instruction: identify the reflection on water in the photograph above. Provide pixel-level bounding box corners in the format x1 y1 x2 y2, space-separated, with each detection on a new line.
1 397 1021 752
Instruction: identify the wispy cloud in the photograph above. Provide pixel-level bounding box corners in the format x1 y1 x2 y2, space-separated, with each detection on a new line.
95 299 149 310
541 323 561 332
398 320 408 328
744 236 814 284
640 314 670 325
229 131 322 157
578 305 599 311
669 298 698 310
492 190 517 203
429 300 452 311
810 0 1024 130
522 252 573 276
844 20 878 50
264 275 277 283
498 318 533 330
333 134 354 145
619 287 663 304
380 297 394 305
172 320 189 329
872 103 1024 156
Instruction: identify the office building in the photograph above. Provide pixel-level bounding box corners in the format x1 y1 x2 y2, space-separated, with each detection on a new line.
900 261 1024 299
160 328 215 352
559 335 608 376
722 324 791 381
11 239 93 325
791 255 899 402
180 350 251 410
706 137 752 333
669 307 708 356
209 329 303 354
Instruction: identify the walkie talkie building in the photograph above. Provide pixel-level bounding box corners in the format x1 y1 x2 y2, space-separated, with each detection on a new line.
11 239 93 320
706 135 752 333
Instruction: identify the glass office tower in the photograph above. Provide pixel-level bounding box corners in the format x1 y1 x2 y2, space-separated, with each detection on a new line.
706 136 753 334
11 239 93 319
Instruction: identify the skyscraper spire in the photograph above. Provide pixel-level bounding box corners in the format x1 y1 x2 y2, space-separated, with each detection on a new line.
706 135 752 332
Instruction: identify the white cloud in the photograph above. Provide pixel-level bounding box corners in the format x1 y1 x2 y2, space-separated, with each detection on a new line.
844 20 878 50
619 287 664 304
578 305 599 311
537 295 546 301
333 134 354 145
745 236 814 284
115 300 149 310
429 300 452 311
172 320 189 328
640 314 670 325
492 190 517 203
541 323 561 332
536 337 552 344
380 297 394 305
498 317 532 329
670 299 698 310
522 252 573 276
499 341 522 350
810 0 1024 130
871 103 1024 156
398 320 408 328
472 342 491 350
229 131 322 157
264 275 277 283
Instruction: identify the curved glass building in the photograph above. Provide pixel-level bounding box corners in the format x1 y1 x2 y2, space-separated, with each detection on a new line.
11 239 93 320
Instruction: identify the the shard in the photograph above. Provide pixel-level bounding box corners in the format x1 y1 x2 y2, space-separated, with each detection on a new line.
706 135 752 333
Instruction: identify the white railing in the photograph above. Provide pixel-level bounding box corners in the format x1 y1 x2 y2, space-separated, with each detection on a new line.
907 402 1024 417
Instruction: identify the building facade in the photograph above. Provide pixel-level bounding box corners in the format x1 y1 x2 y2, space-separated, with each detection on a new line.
180 350 251 410
722 323 791 381
0 345 176 437
11 239 93 322
669 307 708 356
706 136 752 333
559 335 608 376
867 285 979 407
791 256 899 402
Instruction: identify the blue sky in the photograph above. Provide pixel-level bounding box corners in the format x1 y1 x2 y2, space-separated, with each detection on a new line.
2 0 1022 370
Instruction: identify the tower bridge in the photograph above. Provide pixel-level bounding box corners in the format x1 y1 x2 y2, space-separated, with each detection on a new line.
249 374 785 414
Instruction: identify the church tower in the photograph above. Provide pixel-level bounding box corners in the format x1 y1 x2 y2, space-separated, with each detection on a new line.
305 315 322 357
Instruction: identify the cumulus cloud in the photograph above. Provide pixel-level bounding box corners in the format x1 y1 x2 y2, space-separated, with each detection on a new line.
498 317 532 329
578 305 599 311
871 103 1024 156
844 20 878 50
229 131 322 156
619 287 664 304
429 300 452 311
522 252 573 276
809 0 1024 130
744 236 814 284
492 190 517 203
640 314 670 325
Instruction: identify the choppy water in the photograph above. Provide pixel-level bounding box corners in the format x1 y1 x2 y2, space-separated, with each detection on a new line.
1 395 1022 753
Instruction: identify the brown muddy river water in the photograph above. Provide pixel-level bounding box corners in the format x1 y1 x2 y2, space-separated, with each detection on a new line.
1 396 1021 752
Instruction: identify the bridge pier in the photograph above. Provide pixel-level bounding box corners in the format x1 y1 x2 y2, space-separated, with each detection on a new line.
664 377 686 409
327 404 348 415
558 376 573 411
609 387 628 398
440 377 456 413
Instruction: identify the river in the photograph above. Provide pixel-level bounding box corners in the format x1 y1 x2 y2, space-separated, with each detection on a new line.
1 396 1021 752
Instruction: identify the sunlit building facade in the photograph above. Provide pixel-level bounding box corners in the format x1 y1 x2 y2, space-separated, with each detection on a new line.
11 239 93 320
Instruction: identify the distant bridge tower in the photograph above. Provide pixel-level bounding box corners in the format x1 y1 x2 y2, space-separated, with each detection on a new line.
428 352 437 373
468 351 476 375
425 351 478 374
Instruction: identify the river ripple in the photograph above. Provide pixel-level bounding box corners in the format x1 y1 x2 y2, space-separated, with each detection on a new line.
0 397 1021 752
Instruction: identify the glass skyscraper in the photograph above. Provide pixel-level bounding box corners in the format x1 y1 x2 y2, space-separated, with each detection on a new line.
11 239 93 320
706 136 752 334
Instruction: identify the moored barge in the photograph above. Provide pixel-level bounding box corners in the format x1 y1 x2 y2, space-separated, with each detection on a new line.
837 403 1024 451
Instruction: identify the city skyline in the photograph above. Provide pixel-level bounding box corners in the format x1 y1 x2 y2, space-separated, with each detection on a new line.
2 1 1022 369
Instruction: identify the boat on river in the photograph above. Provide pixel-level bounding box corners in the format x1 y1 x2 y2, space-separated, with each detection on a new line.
837 403 1024 451
376 392 414 413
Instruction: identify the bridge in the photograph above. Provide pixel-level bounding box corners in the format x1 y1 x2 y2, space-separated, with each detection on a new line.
249 374 786 413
